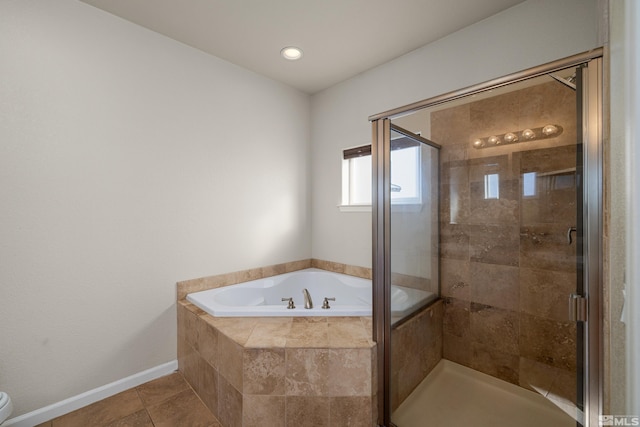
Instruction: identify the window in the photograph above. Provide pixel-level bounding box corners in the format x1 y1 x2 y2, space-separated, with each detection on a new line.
523 172 537 197
341 135 422 210
484 173 500 199
343 152 372 206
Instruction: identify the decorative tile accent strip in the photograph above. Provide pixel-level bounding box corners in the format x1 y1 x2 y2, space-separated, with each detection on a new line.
311 259 372 279
177 259 372 300
176 259 312 301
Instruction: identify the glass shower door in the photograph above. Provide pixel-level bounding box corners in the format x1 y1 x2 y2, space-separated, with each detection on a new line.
387 124 441 423
373 54 602 427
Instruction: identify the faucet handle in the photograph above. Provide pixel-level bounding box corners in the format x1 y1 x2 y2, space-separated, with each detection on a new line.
281 297 295 309
322 297 336 309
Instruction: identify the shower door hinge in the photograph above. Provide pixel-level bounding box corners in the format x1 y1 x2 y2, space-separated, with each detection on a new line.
569 294 587 322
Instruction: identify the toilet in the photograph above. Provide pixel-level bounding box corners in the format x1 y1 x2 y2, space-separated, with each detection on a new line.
0 392 12 424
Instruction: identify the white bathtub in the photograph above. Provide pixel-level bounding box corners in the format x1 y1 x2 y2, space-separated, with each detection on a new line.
186 268 435 317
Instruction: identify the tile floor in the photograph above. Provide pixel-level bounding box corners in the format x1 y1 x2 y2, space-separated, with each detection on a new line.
37 372 221 427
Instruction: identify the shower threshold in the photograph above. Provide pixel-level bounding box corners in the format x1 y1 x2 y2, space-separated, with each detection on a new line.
392 359 576 427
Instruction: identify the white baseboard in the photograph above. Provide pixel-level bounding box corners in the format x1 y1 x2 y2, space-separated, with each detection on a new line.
2 360 178 427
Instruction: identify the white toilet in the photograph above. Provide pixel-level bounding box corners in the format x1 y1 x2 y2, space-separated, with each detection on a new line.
0 392 13 424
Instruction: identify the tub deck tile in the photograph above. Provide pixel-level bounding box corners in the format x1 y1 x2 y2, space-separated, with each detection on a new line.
328 317 372 348
245 318 293 348
177 262 384 426
202 315 257 346
286 318 330 348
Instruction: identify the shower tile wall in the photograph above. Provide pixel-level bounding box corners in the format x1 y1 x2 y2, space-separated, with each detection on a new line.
432 81 578 406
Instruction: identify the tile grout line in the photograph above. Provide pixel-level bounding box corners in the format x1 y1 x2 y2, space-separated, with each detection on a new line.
131 386 156 427
181 371 221 426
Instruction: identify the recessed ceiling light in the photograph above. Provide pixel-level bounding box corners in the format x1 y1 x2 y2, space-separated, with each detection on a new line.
280 46 303 61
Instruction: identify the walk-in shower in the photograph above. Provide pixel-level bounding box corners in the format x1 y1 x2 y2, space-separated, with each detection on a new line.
371 49 603 427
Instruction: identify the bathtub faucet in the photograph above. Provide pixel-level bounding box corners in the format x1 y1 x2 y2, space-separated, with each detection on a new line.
302 288 313 309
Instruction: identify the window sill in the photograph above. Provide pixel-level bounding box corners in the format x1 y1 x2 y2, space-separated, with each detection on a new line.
338 205 371 212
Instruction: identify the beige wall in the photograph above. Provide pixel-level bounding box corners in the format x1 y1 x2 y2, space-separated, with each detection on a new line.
0 0 311 417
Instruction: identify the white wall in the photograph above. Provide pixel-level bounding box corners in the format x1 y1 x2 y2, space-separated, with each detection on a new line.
0 0 310 417
310 0 599 268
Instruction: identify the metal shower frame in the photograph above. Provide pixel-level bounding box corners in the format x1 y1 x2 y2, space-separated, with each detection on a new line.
370 48 604 427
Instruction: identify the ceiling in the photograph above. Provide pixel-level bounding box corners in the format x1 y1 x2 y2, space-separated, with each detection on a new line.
80 0 525 94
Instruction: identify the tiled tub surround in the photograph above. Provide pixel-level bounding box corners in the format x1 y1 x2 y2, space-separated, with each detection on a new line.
432 80 579 413
177 259 443 425
177 259 378 426
177 302 376 427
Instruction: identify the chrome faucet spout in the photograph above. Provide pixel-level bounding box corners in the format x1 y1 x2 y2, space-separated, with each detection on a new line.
302 288 313 309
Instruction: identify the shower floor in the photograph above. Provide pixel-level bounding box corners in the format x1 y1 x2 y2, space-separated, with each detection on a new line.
392 360 576 427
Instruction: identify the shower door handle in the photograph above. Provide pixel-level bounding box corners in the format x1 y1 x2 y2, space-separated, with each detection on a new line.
567 227 577 244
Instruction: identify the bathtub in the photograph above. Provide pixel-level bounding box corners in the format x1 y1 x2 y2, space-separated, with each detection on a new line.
186 268 435 317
